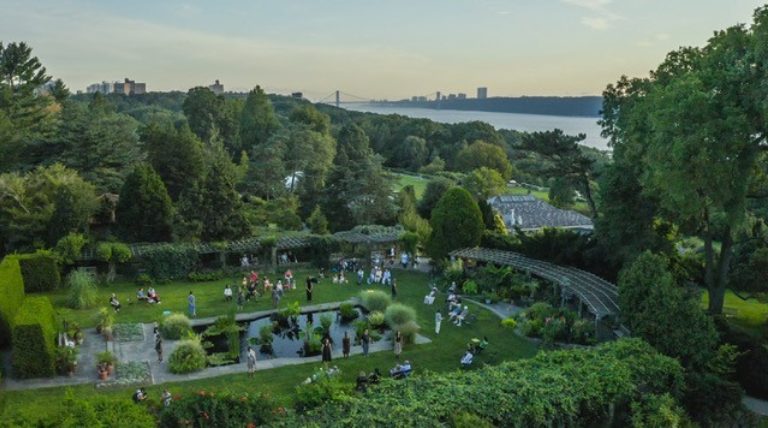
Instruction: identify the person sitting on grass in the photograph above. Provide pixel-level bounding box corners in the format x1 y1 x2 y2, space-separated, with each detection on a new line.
356 370 368 392
224 285 233 301
110 293 121 312
423 287 437 305
448 303 462 320
389 360 412 379
136 288 148 302
454 306 470 326
148 287 160 304
132 387 147 403
461 350 474 368
368 368 382 384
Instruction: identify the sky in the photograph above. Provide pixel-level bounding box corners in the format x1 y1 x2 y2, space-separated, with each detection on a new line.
1 0 764 100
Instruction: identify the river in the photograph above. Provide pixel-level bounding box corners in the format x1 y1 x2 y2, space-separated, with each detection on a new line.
343 103 609 151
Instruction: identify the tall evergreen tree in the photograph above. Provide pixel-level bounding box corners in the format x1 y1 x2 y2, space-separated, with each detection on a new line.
116 164 174 242
142 120 205 200
427 187 484 260
239 86 279 151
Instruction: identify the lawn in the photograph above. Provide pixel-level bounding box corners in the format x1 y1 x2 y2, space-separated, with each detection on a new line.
1 269 538 423
701 289 768 334
392 172 428 199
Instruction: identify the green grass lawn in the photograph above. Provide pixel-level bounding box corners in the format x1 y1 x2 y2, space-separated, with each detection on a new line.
1 269 538 423
392 172 428 199
701 289 768 334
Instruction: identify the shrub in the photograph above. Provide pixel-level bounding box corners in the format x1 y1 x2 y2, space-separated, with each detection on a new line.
139 244 199 280
525 302 554 320
159 390 277 428
168 337 207 374
294 374 349 412
384 303 417 327
54 346 78 375
451 412 494 428
135 273 153 286
398 320 421 344
160 313 192 340
259 324 274 353
571 319 596 345
53 233 88 265
368 311 385 328
66 270 99 309
96 351 117 365
16 250 61 293
360 290 392 313
462 280 478 295
520 319 543 338
303 330 323 356
0 257 25 347
12 297 56 378
501 318 517 329
319 313 334 335
339 303 358 322
542 318 567 344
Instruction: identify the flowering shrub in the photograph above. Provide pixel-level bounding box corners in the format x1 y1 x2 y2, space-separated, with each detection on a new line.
159 390 277 427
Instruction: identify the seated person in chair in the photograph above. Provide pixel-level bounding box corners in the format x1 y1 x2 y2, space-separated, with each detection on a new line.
453 306 469 326
389 360 412 379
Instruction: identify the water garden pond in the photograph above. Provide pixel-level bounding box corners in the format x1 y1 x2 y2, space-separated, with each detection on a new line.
195 306 380 362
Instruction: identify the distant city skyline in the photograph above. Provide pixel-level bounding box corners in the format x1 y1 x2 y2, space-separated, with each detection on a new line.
3 0 765 100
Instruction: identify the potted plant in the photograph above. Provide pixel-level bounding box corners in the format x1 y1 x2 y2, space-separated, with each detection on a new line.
55 346 79 376
95 307 114 335
69 322 84 345
97 351 117 375
102 325 113 341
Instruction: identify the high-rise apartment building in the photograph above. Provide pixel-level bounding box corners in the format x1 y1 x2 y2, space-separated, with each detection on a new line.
477 87 488 99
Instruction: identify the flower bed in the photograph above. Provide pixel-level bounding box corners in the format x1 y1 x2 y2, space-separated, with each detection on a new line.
112 323 145 342
96 361 151 388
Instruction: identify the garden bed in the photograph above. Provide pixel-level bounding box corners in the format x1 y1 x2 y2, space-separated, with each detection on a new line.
96 361 151 388
112 323 144 342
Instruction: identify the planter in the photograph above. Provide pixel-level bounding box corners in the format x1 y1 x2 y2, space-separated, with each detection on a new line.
98 369 109 380
107 363 114 375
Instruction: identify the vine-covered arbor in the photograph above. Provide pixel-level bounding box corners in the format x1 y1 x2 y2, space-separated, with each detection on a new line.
450 247 620 321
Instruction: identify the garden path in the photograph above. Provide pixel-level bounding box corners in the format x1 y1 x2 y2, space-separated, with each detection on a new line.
2 301 431 391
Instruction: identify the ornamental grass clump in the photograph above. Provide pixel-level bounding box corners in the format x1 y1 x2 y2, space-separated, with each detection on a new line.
160 313 192 340
168 337 207 374
360 290 391 313
66 270 99 309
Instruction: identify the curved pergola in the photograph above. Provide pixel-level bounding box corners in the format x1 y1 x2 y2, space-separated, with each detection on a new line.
450 247 619 319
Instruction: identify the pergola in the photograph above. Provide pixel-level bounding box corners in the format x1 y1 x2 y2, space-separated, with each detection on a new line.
450 247 619 320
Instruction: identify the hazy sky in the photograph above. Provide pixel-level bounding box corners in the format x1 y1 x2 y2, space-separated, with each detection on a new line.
2 0 764 99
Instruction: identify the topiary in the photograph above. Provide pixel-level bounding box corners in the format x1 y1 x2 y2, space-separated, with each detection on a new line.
160 313 192 340
384 303 417 328
168 337 207 374
16 250 61 293
66 270 99 309
501 318 517 329
360 290 392 313
462 280 478 295
12 297 57 378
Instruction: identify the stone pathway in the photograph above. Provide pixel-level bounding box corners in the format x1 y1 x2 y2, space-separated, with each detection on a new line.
2 301 431 391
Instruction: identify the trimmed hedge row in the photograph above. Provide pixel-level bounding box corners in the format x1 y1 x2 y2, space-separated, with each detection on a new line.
276 339 685 427
16 250 61 293
0 257 25 347
12 296 57 378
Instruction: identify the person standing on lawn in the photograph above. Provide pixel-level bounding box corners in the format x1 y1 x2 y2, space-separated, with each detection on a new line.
435 310 443 335
342 331 351 358
322 338 333 365
391 278 398 299
306 277 314 302
187 291 196 317
247 346 257 377
393 330 403 360
361 328 371 357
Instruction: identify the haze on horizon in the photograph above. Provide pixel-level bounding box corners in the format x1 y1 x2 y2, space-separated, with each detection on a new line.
2 0 764 100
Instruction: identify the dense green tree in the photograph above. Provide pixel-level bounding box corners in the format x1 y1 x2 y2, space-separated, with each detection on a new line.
239 86 279 150
456 140 514 179
602 13 768 314
48 79 69 104
54 100 144 191
322 124 395 231
115 164 174 242
196 149 250 241
521 129 598 217
0 42 54 172
0 164 96 253
47 182 98 246
462 167 506 200
418 177 455 219
391 135 429 170
289 104 331 135
307 205 329 234
141 120 205 200
182 87 223 144
548 176 575 209
427 187 484 260
618 252 718 368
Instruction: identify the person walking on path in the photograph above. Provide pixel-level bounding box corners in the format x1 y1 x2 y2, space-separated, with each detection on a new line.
306 277 314 302
342 331 351 358
155 335 163 362
393 330 403 361
361 329 370 357
187 291 196 318
391 278 398 299
435 310 443 335
247 346 257 377
321 338 333 365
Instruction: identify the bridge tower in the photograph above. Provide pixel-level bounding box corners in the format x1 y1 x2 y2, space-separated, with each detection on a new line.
335 90 340 108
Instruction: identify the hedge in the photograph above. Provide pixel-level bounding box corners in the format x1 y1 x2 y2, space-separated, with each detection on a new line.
16 250 61 293
139 244 199 280
0 257 25 347
275 339 684 427
12 296 57 378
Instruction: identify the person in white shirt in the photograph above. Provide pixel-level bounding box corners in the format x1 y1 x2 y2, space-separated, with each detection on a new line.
224 285 233 301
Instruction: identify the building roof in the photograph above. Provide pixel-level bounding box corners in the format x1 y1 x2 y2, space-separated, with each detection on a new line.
487 195 593 231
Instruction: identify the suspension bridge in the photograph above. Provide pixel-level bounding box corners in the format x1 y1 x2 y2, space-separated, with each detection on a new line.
315 90 440 108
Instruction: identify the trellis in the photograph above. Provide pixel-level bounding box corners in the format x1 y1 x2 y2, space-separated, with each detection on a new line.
450 247 619 319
